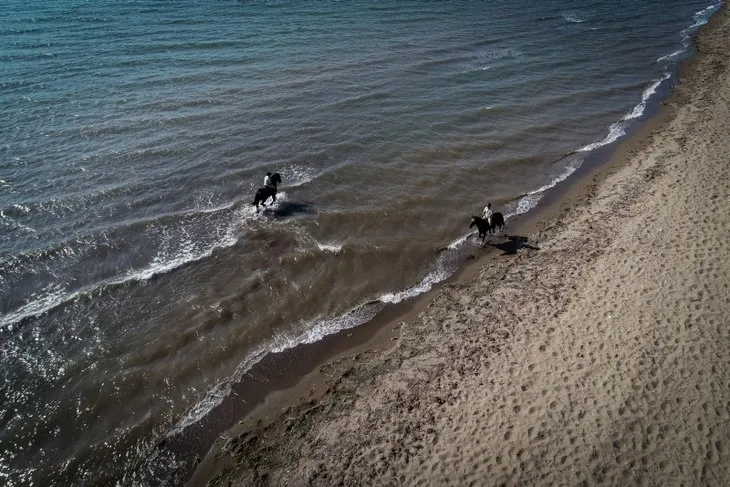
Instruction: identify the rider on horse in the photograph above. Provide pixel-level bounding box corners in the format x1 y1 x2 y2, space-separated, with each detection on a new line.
264 172 277 190
253 171 282 211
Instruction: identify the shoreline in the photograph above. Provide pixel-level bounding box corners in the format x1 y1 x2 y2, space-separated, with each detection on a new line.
188 2 730 485
172 186 567 483
172 75 672 484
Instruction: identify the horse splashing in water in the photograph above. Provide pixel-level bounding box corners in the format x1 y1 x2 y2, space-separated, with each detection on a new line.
469 212 505 245
252 173 282 212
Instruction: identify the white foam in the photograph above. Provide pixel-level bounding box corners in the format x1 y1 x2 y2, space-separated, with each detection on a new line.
501 0 719 216
578 121 625 152
174 240 466 435
511 193 542 217
127 234 238 284
563 13 584 23
379 265 451 304
690 2 721 30
173 253 458 436
124 193 283 285
171 346 269 436
191 192 236 215
194 201 237 215
0 284 75 330
0 203 256 329
577 1 723 158
294 306 378 346
171 303 379 435
623 73 670 121
447 233 471 250
506 157 583 218
657 48 684 64
0 234 240 330
316 241 342 253
281 164 317 188
524 158 582 198
10 204 31 214
680 3 722 44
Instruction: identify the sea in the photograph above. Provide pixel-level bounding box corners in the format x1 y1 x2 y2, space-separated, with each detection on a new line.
0 0 722 484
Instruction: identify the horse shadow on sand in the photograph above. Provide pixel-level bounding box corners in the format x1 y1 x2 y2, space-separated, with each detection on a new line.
485 235 541 255
260 201 316 218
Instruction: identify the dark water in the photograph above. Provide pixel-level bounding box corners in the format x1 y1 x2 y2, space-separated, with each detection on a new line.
0 0 721 484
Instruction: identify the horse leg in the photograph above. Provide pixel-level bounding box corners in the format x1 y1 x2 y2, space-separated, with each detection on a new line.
262 189 276 206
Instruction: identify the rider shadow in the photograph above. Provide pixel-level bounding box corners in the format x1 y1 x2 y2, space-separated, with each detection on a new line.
486 235 540 255
263 201 316 218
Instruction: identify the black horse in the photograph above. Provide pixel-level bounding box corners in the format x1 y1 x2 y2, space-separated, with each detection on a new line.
469 212 506 244
252 173 282 212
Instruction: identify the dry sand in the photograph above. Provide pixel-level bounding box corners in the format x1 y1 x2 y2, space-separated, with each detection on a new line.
194 4 730 485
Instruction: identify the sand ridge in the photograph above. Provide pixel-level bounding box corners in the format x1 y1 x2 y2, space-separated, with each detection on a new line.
198 4 730 485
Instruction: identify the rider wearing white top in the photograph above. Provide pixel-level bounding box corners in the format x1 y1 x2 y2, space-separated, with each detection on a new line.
264 172 274 189
482 202 493 226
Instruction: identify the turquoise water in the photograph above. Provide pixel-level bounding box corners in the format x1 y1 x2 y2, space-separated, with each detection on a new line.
0 0 721 484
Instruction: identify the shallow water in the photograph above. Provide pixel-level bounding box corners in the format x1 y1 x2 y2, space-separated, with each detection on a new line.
0 0 721 484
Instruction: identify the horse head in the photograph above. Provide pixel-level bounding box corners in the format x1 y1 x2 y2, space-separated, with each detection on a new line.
469 216 480 228
271 173 282 185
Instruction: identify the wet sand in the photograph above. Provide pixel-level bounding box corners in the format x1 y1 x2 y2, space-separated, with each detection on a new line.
192 3 730 485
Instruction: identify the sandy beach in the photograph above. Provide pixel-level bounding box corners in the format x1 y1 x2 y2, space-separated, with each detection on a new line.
192 3 730 485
